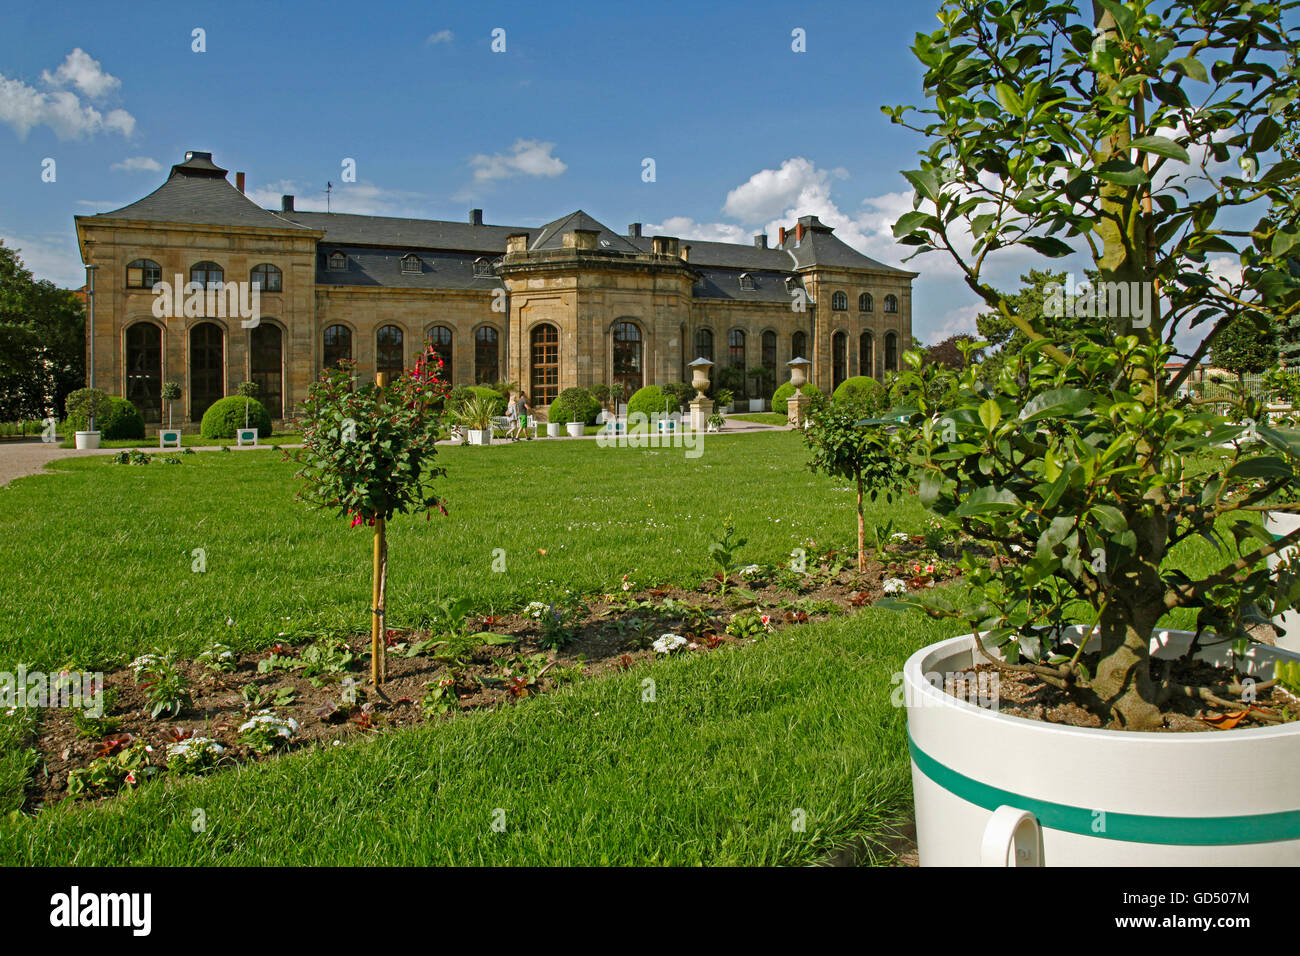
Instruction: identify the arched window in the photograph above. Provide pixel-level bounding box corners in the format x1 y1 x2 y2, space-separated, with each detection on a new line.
473 257 494 278
728 329 747 399
792 330 807 360
323 325 352 369
832 331 847 391
739 272 755 292
126 259 161 290
612 321 643 395
859 292 873 312
530 323 559 406
859 331 875 380
250 263 282 292
832 291 848 311
695 328 714 362
251 323 283 419
376 325 404 381
884 294 899 313
189 322 224 421
761 330 777 371
474 326 499 384
125 322 162 424
328 251 347 271
190 261 223 288
426 326 452 383
401 254 422 275
885 331 899 371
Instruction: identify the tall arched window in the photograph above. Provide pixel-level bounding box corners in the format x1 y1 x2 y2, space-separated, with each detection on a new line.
859 331 875 380
832 291 848 311
376 325 404 381
322 325 352 370
612 321 643 395
792 330 807 360
885 331 899 372
250 263 282 292
884 294 899 313
126 259 161 290
728 329 747 399
190 261 224 288
859 292 873 312
426 326 452 383
530 323 559 405
761 330 777 371
695 327 714 361
125 322 162 424
474 326 499 384
832 331 847 390
189 322 224 421
251 323 283 419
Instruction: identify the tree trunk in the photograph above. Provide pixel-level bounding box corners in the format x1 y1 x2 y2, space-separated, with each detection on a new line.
1092 590 1163 730
856 470 867 573
370 518 387 685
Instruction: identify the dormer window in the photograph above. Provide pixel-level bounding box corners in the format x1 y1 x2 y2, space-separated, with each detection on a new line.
328 252 347 271
473 257 494 278
401 254 422 275
739 272 756 291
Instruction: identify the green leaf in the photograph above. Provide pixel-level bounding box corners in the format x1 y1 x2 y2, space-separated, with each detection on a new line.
994 83 1024 116
1097 159 1149 186
953 486 1022 517
1128 135 1189 163
893 210 936 238
1095 0 1135 39
902 168 940 202
1020 388 1092 422
468 632 517 646
1021 235 1076 257
1171 55 1207 83
978 398 1002 433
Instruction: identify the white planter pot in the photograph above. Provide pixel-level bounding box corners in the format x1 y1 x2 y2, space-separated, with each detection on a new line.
566 421 584 438
1265 510 1300 652
546 422 562 438
74 430 100 450
466 429 491 446
905 627 1300 866
748 399 765 412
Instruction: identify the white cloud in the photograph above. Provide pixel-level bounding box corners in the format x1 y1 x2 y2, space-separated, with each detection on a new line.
426 30 454 45
0 227 85 288
643 216 750 244
111 156 160 173
0 49 134 140
40 49 121 100
722 158 848 222
244 179 430 217
468 139 567 183
928 302 986 342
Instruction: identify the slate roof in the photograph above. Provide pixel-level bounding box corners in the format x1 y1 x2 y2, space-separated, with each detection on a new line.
528 210 642 253
283 211 526 253
315 247 504 291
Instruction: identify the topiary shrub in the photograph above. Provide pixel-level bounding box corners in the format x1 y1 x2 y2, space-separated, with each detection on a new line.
200 395 272 439
627 384 675 419
547 387 600 425
832 376 884 411
772 381 823 415
66 395 145 439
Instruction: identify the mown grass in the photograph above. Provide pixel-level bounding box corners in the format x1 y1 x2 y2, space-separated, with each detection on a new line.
0 606 950 865
56 431 304 449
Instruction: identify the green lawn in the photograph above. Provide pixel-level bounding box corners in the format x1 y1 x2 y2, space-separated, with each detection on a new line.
57 431 304 449
730 413 789 426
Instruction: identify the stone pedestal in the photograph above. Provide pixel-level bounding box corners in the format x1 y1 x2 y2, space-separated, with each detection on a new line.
689 397 714 433
788 390 811 426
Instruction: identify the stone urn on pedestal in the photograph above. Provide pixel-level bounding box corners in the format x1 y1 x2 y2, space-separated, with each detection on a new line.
787 357 812 426
688 357 714 433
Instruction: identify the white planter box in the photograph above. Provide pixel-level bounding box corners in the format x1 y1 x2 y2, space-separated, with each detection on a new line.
749 399 765 412
566 421 585 438
1265 510 1300 652
466 429 491 446
158 429 182 449
74 430 100 450
236 428 258 446
905 627 1300 866
546 422 561 438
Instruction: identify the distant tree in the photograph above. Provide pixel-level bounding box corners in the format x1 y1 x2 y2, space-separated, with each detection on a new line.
0 240 85 422
924 333 985 369
1213 315 1278 377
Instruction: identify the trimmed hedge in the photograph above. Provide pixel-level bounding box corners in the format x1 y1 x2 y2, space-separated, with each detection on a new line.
448 385 506 417
66 396 145 440
772 382 823 415
200 396 272 439
832 376 884 408
627 385 675 419
547 387 601 425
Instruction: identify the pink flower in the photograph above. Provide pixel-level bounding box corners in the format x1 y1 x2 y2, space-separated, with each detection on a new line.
760 615 771 626
925 565 935 573
125 772 137 785
350 515 363 527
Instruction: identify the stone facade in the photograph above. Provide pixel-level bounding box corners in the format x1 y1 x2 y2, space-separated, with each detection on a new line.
75 150 917 424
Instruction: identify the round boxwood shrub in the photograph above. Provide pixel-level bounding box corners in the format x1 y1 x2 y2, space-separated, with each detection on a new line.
467 385 506 417
547 387 601 425
832 376 884 409
772 381 823 415
200 395 272 439
627 384 675 419
65 395 145 440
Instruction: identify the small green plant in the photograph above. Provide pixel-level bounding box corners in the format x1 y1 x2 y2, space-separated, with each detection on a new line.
66 738 155 797
726 610 773 640
299 634 357 685
197 642 237 673
707 516 748 597
238 710 299 754
1277 660 1300 696
161 380 181 428
164 735 225 775
420 676 458 717
69 688 120 739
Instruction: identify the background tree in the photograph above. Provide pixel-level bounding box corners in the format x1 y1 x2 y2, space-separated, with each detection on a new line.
924 333 986 370
0 240 85 423
1212 315 1278 376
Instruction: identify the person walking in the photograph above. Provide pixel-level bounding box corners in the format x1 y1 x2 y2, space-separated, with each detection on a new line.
514 390 534 440
505 390 521 441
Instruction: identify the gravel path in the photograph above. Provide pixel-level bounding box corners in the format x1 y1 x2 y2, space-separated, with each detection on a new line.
0 441 106 488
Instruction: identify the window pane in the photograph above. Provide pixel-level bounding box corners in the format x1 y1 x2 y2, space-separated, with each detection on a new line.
530 324 559 406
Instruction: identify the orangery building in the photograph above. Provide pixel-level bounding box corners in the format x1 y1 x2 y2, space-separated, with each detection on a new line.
74 150 917 424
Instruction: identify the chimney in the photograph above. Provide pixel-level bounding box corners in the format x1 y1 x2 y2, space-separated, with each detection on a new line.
469 208 483 226
236 171 245 194
628 223 642 238
506 233 528 255
681 244 691 262
570 228 599 251
779 226 788 246
281 195 295 212
753 234 767 249
651 236 679 257
796 223 805 243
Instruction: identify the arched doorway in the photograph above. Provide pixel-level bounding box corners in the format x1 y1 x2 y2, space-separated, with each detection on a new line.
125 322 162 424
530 323 559 405
860 331 875 380
832 331 847 391
189 322 224 421
376 325 404 381
426 325 453 383
474 326 499 384
612 321 643 395
323 325 352 370
250 323 283 419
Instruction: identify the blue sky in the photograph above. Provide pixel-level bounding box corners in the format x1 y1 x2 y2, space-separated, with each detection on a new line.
0 0 1287 346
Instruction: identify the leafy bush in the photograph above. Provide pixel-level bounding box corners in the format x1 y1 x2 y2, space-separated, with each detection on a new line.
627 385 674 419
832 376 885 411
200 395 272 439
772 382 823 414
66 395 144 439
548 387 600 425
661 382 694 413
467 385 506 416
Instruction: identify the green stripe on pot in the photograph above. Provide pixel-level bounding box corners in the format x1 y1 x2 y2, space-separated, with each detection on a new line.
908 732 1300 845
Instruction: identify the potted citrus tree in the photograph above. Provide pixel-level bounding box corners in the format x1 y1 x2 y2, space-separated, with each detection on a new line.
884 0 1300 865
65 387 112 450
